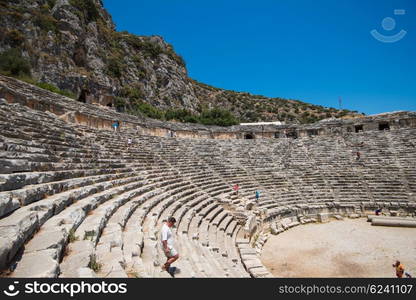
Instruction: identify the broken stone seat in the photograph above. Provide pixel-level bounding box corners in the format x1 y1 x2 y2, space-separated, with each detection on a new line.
0 174 146 274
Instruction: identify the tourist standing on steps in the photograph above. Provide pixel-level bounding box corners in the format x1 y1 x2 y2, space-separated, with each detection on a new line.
233 184 239 196
161 217 179 277
127 138 132 149
356 151 361 161
255 190 260 202
112 120 120 132
393 260 405 278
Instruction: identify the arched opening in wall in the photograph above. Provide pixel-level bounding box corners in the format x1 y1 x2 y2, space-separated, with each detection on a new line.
355 125 363 133
307 129 318 137
379 122 390 131
244 133 255 139
78 89 88 103
274 132 280 138
347 127 352 133
399 119 410 127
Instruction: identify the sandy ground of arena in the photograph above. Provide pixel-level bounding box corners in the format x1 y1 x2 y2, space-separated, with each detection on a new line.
260 218 416 277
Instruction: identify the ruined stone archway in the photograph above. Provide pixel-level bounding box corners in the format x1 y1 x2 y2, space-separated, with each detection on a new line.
244 133 255 139
78 89 88 103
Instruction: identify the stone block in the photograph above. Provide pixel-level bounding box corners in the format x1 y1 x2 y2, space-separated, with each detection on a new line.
11 249 60 278
317 213 330 223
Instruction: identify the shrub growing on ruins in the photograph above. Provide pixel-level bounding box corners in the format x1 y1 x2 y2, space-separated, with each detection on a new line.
131 101 165 120
4 29 24 47
114 96 127 111
165 108 196 123
106 57 123 78
83 230 96 241
121 85 144 102
199 108 239 126
34 81 76 99
34 13 58 33
0 48 31 77
46 0 57 9
121 33 186 66
141 41 164 59
88 254 102 272
68 228 79 243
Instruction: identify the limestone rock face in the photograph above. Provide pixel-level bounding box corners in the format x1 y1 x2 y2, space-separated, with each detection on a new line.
0 0 197 111
0 0 362 123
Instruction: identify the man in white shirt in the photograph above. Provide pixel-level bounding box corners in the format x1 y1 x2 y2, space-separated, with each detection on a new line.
161 217 179 275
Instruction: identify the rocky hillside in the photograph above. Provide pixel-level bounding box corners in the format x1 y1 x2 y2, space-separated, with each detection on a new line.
0 0 363 124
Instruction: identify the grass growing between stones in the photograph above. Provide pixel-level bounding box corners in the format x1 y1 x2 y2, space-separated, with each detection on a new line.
83 230 95 241
88 254 102 273
68 228 79 243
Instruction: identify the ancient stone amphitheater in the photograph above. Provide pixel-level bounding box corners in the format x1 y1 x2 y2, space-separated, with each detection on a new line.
0 75 415 278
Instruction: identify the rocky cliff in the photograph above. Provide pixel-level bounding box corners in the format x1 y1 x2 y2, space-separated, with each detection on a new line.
0 0 362 124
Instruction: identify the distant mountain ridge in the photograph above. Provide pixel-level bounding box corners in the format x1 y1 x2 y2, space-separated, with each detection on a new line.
0 0 363 124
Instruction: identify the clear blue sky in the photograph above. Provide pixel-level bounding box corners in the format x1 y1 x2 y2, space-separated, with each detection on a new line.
103 0 415 115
